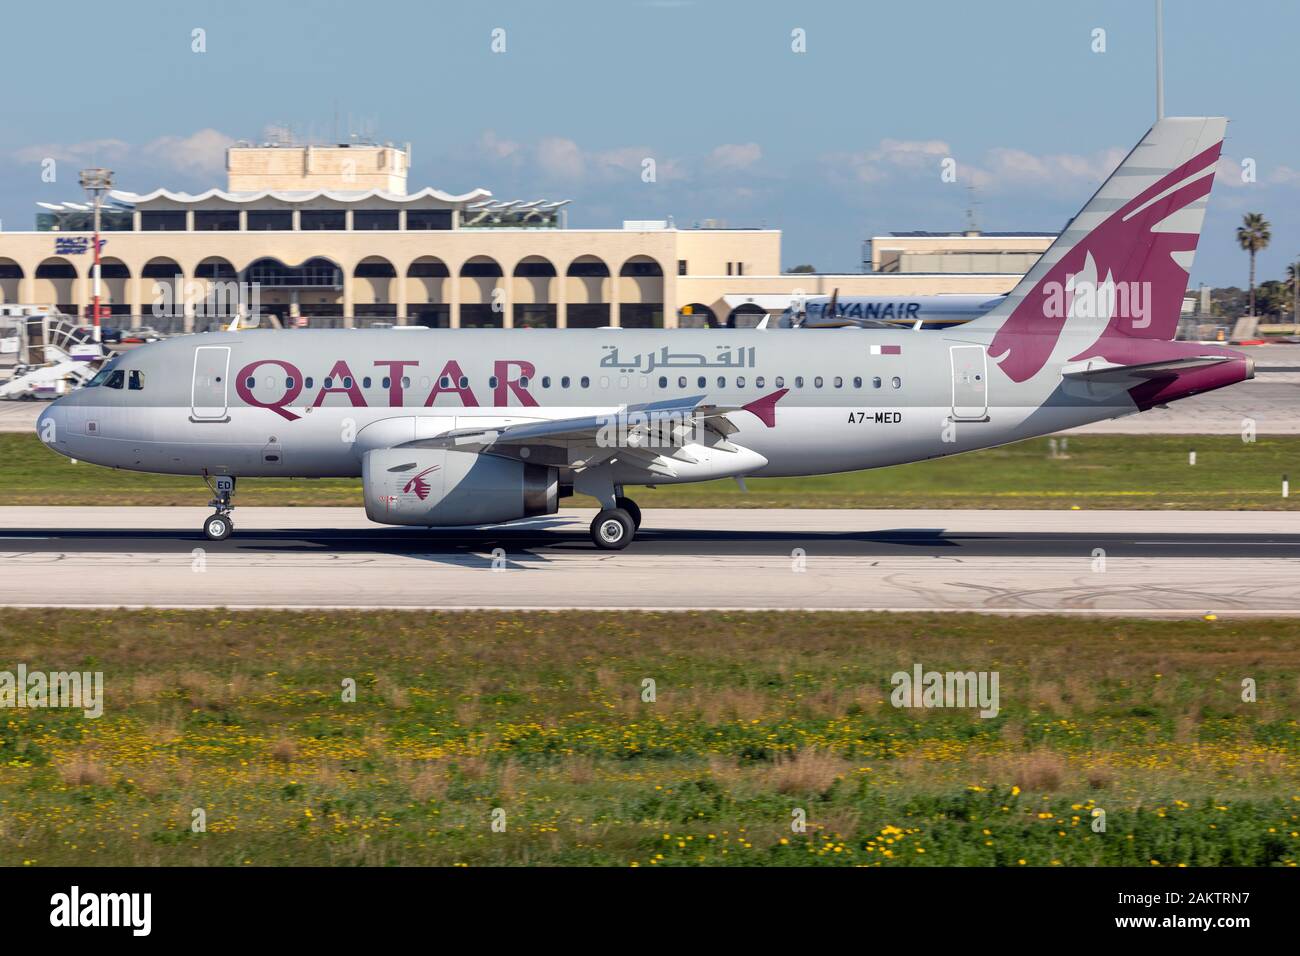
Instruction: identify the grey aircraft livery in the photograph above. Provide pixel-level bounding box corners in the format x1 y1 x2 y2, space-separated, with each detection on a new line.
38 117 1251 549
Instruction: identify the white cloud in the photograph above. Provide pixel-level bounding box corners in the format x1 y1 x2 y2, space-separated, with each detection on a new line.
140 129 234 177
478 130 523 162
823 137 1126 194
11 129 233 179
12 138 131 166
979 145 1124 190
469 133 687 184
825 138 952 184
707 142 762 171
1267 163 1300 186
536 136 586 180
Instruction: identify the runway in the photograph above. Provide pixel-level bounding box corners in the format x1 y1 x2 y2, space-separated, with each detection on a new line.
2 507 1298 615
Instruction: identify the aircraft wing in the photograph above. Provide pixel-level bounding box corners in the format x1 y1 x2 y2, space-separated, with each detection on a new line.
398 389 789 474
407 394 706 449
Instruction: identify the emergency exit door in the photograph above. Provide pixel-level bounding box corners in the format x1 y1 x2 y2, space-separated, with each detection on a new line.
949 345 989 421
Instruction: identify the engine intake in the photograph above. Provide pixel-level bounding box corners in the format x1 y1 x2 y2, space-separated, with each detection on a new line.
363 448 557 527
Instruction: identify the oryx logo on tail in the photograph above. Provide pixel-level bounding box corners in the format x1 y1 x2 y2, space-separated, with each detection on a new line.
969 118 1226 383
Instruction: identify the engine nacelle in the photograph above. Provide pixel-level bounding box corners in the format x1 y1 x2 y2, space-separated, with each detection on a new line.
363 448 557 527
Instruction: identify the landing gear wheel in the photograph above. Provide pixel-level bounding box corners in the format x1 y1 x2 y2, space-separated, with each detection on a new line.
615 496 641 529
591 508 635 550
203 513 233 541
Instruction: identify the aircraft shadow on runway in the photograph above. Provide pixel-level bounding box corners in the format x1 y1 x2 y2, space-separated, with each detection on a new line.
5 525 1300 566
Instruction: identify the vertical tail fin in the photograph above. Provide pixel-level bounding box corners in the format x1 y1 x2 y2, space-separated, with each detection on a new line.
967 117 1227 382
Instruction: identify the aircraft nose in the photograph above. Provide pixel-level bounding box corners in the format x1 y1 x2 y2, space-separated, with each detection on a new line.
36 401 65 446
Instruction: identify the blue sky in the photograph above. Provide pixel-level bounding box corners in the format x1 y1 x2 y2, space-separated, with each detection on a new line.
2 0 1297 286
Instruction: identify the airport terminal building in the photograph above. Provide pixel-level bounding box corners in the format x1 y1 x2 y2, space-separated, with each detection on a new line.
0 140 1034 331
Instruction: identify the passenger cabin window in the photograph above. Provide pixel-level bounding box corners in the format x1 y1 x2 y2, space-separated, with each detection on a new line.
658 376 667 388
834 376 843 388
775 376 785 388
489 376 499 389
697 376 706 389
891 376 902 389
755 376 765 388
561 376 571 388
542 376 551 388
716 376 725 389
795 376 804 388
580 376 590 388
128 370 144 391
814 376 824 388
736 376 746 388
853 376 862 388
872 376 882 388
678 376 687 388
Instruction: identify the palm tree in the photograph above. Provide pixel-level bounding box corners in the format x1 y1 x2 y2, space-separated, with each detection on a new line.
1288 261 1299 323
1236 213 1271 316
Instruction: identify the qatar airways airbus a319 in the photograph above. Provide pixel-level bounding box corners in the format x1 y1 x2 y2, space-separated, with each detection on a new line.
38 117 1251 549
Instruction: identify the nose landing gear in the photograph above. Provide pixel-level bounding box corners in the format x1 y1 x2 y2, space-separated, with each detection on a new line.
203 475 236 541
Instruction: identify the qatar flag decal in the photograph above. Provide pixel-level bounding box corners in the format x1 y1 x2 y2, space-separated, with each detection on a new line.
870 344 902 355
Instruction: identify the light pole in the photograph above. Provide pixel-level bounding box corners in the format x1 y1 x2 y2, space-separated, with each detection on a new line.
78 167 114 341
1155 0 1165 121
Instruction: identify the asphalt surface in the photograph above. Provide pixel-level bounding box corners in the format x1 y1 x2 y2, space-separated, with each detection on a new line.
2 508 1298 615
1 521 1298 559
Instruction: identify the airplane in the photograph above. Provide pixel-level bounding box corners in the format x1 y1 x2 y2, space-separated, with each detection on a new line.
778 292 1008 329
36 116 1252 551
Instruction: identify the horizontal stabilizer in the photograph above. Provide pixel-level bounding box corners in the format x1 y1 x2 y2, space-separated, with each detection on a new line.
1060 355 1231 383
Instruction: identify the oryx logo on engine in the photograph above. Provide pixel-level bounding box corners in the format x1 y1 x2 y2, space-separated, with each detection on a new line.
402 465 439 501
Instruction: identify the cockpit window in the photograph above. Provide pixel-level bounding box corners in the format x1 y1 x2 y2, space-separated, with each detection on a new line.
85 362 119 387
105 370 125 389
128 370 144 391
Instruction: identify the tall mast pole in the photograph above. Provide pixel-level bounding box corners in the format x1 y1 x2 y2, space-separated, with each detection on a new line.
79 167 113 342
1155 0 1165 121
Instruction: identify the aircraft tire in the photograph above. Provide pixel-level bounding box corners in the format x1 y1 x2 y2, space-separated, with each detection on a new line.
591 508 635 550
615 496 642 529
204 513 233 542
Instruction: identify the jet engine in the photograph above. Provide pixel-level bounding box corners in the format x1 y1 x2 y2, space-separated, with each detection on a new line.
363 448 557 527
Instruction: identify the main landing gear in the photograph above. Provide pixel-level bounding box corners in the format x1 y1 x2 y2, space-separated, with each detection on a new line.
203 475 236 541
615 496 642 530
590 495 642 550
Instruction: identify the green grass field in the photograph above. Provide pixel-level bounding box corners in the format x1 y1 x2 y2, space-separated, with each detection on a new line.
1 610 1297 866
3 432 1299 510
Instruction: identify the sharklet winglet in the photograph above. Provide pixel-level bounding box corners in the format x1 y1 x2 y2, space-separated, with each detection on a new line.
740 387 789 428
